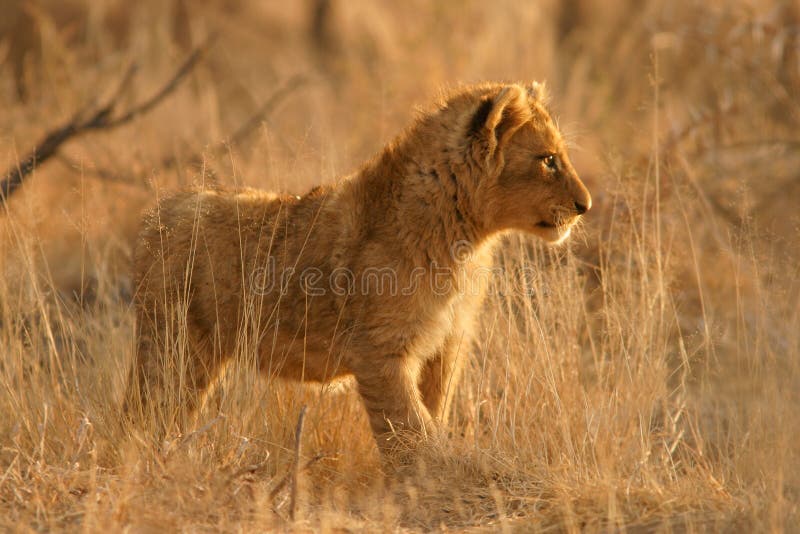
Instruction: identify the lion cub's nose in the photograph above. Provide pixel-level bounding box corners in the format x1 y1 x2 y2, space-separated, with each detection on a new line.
574 201 589 215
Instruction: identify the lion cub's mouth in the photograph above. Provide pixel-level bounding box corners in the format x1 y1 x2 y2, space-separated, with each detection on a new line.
537 213 582 229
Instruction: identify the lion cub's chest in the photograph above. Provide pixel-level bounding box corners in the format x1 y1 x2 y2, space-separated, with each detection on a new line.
353 290 463 363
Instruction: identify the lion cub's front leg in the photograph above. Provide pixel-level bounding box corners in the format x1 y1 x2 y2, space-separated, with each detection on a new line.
351 355 435 451
418 333 466 424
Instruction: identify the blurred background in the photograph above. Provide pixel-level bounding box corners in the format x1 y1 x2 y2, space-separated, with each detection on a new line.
0 0 798 530
1 0 797 300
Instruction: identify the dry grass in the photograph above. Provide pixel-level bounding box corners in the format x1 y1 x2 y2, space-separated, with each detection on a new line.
1 0 798 531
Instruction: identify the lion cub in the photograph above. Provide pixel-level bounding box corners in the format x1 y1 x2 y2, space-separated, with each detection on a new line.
125 82 591 452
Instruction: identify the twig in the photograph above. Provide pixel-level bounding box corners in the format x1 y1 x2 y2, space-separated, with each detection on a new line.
228 74 308 149
229 460 269 480
159 414 226 458
268 453 324 502
157 73 309 179
177 413 226 449
101 37 215 129
289 405 307 522
0 35 216 205
55 154 147 188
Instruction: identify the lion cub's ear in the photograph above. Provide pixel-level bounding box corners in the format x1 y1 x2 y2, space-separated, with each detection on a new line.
469 84 531 169
525 81 549 104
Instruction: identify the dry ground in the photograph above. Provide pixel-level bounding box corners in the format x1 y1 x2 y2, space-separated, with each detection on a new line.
0 0 798 531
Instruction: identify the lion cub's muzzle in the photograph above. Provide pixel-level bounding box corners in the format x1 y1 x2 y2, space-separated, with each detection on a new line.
568 175 592 217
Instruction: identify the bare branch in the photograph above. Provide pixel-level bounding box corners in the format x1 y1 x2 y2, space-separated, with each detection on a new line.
228 74 308 148
289 405 307 522
0 35 215 205
55 154 147 188
55 75 309 189
99 36 216 130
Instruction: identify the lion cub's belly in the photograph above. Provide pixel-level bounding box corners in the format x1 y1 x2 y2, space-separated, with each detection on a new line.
255 327 353 383
252 297 457 385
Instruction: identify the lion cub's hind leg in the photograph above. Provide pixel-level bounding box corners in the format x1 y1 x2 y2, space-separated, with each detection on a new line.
124 311 229 434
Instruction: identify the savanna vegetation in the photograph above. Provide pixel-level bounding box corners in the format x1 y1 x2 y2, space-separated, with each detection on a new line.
0 0 798 530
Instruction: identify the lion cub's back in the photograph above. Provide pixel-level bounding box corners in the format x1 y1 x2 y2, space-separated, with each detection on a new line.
133 188 286 317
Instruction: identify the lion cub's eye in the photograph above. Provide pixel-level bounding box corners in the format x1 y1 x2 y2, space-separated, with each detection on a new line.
540 154 558 171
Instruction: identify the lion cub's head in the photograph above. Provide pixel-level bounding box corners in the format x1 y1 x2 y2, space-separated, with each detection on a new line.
463 82 591 244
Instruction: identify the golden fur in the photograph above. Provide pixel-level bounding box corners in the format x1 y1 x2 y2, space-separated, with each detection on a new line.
125 82 592 452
